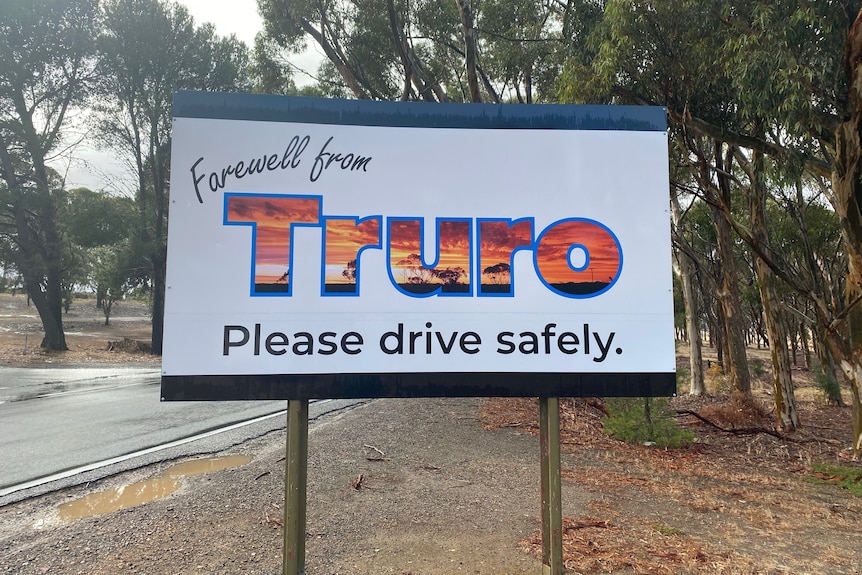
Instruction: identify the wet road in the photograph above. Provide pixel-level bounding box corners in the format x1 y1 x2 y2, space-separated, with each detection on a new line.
0 367 358 495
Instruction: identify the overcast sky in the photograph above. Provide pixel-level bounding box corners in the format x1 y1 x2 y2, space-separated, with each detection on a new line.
62 0 320 192
181 0 263 46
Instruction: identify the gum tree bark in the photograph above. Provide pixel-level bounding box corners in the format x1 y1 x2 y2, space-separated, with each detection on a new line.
750 148 798 429
454 0 482 102
705 141 751 400
829 7 862 454
670 193 705 395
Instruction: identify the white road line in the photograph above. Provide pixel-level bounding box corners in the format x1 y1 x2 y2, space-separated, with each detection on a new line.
0 409 288 497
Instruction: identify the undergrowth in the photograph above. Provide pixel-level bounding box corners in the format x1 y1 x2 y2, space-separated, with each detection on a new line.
603 397 694 448
808 463 862 497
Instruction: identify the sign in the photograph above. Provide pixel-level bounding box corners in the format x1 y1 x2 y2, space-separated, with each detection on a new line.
161 92 675 400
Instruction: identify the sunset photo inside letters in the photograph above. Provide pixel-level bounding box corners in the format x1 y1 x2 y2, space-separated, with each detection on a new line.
388 219 472 294
535 219 621 295
225 194 320 291
323 217 381 293
478 219 534 294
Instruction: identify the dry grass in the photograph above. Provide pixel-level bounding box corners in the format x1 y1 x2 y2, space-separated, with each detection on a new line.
482 347 862 574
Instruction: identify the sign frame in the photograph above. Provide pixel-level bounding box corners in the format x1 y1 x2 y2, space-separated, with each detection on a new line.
161 91 675 401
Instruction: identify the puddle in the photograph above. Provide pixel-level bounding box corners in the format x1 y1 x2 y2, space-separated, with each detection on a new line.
58 454 252 522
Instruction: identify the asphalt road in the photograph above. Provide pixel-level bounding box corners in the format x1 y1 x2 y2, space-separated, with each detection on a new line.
0 366 365 500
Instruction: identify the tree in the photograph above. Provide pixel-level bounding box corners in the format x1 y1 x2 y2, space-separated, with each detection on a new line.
0 0 98 350
249 33 298 95
670 191 705 395
63 187 137 322
396 253 435 285
433 266 466 285
257 0 568 102
342 259 357 282
96 0 250 354
570 0 862 449
482 262 511 284
64 187 135 250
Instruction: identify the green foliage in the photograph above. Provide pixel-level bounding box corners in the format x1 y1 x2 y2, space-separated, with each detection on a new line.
807 464 862 497
249 34 297 95
749 359 766 379
0 0 99 349
811 365 842 406
603 398 694 448
258 0 569 102
653 523 685 536
63 188 135 249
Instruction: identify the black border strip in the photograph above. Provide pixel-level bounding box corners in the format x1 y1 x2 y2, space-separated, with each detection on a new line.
161 372 676 401
173 91 667 132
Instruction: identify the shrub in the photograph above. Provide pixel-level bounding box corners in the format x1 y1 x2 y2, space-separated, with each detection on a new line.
603 397 694 448
749 358 766 379
811 365 842 405
705 362 727 393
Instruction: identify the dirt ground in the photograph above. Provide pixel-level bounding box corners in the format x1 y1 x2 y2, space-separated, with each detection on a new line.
1 293 861 574
0 292 159 367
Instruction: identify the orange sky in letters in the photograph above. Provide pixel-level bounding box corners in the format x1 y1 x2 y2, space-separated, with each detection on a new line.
478 220 533 284
226 195 320 284
324 218 381 284
535 220 620 284
388 219 471 284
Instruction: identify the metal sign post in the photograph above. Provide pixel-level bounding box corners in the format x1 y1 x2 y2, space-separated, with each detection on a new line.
540 397 564 575
284 399 309 575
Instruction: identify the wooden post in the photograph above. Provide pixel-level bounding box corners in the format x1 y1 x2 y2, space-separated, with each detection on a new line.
284 399 309 575
539 397 564 575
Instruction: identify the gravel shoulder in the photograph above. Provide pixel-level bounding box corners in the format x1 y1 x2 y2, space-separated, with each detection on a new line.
1 397 559 575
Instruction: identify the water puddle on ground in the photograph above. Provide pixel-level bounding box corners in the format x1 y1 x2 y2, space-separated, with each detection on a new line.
58 454 252 522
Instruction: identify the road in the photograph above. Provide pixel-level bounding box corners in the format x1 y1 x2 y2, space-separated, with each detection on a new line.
0 366 364 498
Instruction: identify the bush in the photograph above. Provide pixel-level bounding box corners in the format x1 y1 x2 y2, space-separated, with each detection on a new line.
812 365 842 405
603 397 694 448
749 358 766 379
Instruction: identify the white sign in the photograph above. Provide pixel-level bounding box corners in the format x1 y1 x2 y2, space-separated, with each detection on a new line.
162 93 674 399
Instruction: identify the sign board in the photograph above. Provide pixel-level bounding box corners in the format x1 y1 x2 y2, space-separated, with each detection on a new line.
161 92 675 400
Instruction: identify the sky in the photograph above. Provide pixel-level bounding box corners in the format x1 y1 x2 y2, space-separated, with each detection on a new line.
62 0 321 192
181 0 263 47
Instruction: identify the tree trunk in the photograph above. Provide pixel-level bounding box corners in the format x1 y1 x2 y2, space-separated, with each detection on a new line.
708 141 751 399
25 279 67 351
750 148 798 429
709 204 751 398
455 0 482 102
286 9 370 99
671 194 705 395
6 188 68 351
830 7 862 454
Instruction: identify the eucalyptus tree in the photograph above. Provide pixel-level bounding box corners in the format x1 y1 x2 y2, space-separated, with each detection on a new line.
96 0 251 354
63 187 137 321
257 0 567 102
568 0 862 447
564 0 756 403
249 34 298 95
0 0 98 350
